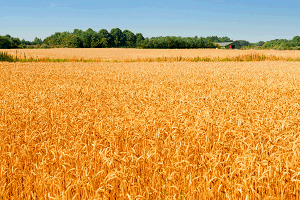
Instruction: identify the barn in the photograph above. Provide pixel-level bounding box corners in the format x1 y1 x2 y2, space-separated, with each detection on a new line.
215 42 235 49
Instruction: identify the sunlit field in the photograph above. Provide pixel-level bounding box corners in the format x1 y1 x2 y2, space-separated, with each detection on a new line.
2 48 300 61
1 59 300 199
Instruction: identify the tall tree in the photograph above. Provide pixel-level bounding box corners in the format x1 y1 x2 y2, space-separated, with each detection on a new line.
73 29 83 37
135 33 145 47
33 37 42 45
256 41 265 46
61 34 83 48
4 34 11 40
292 36 300 46
198 37 205 48
0 36 12 49
11 37 21 48
82 28 97 48
90 34 101 48
98 29 112 47
123 30 136 48
110 28 125 47
233 40 251 48
220 36 232 42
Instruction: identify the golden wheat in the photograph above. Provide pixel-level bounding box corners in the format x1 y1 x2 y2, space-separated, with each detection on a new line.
2 48 300 61
1 60 300 199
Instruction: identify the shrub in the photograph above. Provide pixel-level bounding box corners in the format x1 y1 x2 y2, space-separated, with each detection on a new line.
41 44 49 49
0 51 15 62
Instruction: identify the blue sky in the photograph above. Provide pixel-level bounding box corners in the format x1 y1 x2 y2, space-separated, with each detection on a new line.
1 0 299 43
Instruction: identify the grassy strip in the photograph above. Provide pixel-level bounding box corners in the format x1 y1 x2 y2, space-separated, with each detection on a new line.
1 51 300 63
0 52 15 62
122 54 300 62
18 58 96 63
0 52 97 62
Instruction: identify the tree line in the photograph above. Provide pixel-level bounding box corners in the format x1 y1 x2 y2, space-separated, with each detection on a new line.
0 28 300 50
244 38 300 50
41 28 220 49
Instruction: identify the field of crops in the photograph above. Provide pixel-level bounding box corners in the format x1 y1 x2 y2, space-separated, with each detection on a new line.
1 51 300 199
2 48 300 61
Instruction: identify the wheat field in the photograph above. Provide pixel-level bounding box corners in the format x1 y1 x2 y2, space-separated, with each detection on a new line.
1 59 300 199
2 48 300 61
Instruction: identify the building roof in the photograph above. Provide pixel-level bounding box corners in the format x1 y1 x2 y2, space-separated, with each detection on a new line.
214 42 234 47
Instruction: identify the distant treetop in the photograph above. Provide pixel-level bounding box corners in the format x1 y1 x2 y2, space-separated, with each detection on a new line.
0 29 299 50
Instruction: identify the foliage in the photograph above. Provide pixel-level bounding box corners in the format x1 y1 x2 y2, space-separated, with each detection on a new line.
1 30 300 50
0 36 12 49
38 28 219 49
110 28 125 47
0 51 15 61
256 41 265 46
232 40 251 49
294 46 300 50
21 39 34 45
10 37 21 48
61 34 83 48
261 39 294 50
98 29 112 47
82 28 97 48
73 29 84 38
0 35 21 49
206 36 233 43
33 37 43 45
137 36 216 49
135 33 145 47
292 36 300 46
123 30 136 48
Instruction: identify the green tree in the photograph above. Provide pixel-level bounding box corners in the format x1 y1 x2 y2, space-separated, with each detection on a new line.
232 40 251 49
206 39 215 48
61 34 83 48
98 29 110 39
52 32 62 45
4 34 11 40
11 37 21 48
21 39 33 45
165 36 176 48
90 34 101 48
0 36 12 49
278 41 292 50
123 30 136 48
292 36 300 46
43 37 54 46
206 36 220 43
110 28 125 47
33 37 42 45
198 37 205 48
97 29 111 47
91 33 110 48
57 32 70 45
256 41 265 46
73 29 83 37
82 28 97 48
220 36 232 42
43 32 67 46
135 33 145 47
262 39 292 49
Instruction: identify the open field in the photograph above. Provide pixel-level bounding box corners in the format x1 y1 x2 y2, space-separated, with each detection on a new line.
2 48 300 61
1 61 300 199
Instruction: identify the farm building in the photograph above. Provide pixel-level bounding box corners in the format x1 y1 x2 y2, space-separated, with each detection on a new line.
215 42 235 49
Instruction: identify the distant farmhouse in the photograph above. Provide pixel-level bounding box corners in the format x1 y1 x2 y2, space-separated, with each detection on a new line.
215 42 235 49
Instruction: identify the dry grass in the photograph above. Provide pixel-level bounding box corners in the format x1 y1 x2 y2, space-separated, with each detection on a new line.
2 48 300 61
2 50 300 63
1 61 300 199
